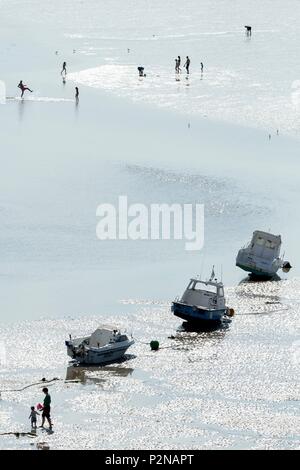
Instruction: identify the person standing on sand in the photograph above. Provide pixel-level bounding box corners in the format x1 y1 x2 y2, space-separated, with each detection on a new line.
61 61 67 75
184 56 190 74
39 388 52 429
17 80 33 98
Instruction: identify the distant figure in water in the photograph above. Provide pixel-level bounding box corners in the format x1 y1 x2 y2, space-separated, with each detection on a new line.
17 80 33 98
61 61 67 75
177 56 181 72
127 48 130 53
137 66 145 77
200 62 204 73
276 129 279 135
184 56 190 74
55 51 58 55
269 134 271 140
75 87 79 99
175 58 179 73
245 25 252 36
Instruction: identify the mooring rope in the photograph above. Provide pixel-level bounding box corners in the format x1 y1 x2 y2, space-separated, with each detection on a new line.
0 377 81 394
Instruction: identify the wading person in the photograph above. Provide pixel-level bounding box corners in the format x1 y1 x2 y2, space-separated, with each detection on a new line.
75 86 79 99
61 61 67 75
245 25 252 36
137 66 145 77
177 56 181 72
39 388 52 430
184 56 190 74
17 80 33 98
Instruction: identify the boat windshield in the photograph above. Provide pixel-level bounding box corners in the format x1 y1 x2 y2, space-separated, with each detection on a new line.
189 281 217 294
255 236 278 249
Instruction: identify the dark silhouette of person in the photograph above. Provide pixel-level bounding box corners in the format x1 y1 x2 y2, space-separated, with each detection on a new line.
184 56 190 74
175 58 179 73
40 388 52 430
17 80 33 98
75 87 79 99
137 66 145 77
177 56 181 72
245 25 252 36
61 61 67 75
200 62 204 72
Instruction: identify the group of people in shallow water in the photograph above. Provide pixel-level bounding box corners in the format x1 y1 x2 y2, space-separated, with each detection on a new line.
175 56 191 74
18 25 253 98
174 56 203 75
17 61 79 100
137 56 203 79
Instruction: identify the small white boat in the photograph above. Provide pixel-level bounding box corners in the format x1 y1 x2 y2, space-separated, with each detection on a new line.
65 325 134 365
172 269 234 324
236 230 292 278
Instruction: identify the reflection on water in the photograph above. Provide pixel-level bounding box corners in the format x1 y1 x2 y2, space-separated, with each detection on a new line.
229 278 291 316
169 321 229 350
66 362 134 385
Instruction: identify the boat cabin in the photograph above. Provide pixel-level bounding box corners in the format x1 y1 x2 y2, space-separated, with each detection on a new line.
246 231 281 259
89 326 119 348
180 279 225 310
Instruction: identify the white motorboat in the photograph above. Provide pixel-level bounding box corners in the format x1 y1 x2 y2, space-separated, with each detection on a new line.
236 230 292 278
65 325 134 365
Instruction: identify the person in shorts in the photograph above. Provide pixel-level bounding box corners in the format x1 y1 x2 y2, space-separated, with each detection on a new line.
40 388 52 429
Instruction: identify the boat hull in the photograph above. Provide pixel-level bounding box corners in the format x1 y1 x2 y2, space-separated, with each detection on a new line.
172 302 227 324
66 340 134 365
236 262 278 278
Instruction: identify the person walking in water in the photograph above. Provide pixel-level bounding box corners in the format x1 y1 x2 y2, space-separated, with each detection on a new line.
17 80 33 98
245 25 252 36
184 56 190 74
200 62 204 73
61 61 67 75
177 56 182 72
175 58 179 73
29 406 39 429
75 87 79 99
137 66 145 77
39 388 52 430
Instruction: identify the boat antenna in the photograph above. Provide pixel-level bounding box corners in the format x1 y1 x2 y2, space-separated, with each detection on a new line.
209 265 215 282
200 252 205 280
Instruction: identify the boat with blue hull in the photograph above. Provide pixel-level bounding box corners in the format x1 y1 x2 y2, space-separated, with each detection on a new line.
172 275 234 325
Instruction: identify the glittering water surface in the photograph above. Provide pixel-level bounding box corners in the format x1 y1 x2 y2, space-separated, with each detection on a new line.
0 278 299 450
